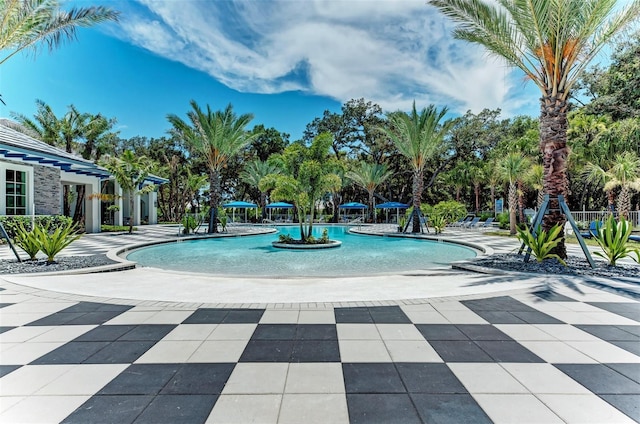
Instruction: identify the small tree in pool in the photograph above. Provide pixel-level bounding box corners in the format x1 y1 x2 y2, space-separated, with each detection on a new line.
260 133 341 242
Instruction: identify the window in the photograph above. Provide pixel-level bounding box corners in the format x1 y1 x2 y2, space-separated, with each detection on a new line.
5 169 27 215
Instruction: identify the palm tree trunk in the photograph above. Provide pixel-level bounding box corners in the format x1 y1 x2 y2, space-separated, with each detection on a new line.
260 192 267 220
368 190 375 222
540 97 569 258
128 194 134 234
508 182 517 235
517 181 525 224
208 169 221 233
72 185 85 226
474 183 480 214
618 186 630 219
412 170 423 233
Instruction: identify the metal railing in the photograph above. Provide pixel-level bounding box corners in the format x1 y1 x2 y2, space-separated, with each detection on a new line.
569 211 640 227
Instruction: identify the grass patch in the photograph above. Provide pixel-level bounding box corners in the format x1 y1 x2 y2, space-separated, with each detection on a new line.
101 225 137 232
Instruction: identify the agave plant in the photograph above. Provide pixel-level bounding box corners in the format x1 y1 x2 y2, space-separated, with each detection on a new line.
34 222 82 263
593 216 640 266
14 222 40 260
517 224 566 265
430 214 447 235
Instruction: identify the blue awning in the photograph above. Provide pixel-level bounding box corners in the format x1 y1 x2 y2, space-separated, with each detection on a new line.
223 201 258 208
376 202 409 209
339 202 368 209
265 202 294 209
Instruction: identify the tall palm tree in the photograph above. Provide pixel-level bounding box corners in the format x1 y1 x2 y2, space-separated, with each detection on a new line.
382 103 453 232
604 152 640 219
346 162 393 222
429 0 640 258
100 150 154 234
498 153 532 235
167 101 260 233
240 159 281 220
0 0 119 66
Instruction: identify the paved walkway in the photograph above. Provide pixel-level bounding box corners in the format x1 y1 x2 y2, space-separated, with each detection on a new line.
0 224 638 423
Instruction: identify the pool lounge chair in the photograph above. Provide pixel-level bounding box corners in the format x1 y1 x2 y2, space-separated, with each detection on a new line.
449 217 471 228
461 217 480 229
580 221 600 239
474 217 495 230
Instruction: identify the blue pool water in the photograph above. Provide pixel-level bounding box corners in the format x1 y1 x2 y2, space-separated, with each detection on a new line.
126 226 476 277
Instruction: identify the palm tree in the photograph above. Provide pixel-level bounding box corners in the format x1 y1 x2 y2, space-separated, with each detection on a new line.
167 101 260 233
100 150 154 234
604 152 640 219
346 162 392 222
0 0 119 66
498 153 531 235
429 0 640 258
240 159 281 220
382 103 453 232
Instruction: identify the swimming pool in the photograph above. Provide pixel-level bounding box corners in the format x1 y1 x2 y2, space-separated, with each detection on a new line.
126 225 476 277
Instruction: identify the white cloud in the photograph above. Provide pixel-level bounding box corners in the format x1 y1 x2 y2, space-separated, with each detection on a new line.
117 0 537 116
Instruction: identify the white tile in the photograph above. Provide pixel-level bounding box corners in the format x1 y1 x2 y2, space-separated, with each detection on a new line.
376 324 424 340
142 310 194 324
298 310 335 324
518 341 597 364
437 309 488 324
402 311 449 324
29 325 96 343
584 312 639 326
0 312 57 327
135 340 202 363
383 340 443 362
284 363 345 394
534 324 601 341
0 365 74 395
162 324 218 341
36 364 127 395
472 394 564 423
495 324 557 341
338 340 391 362
565 340 640 363
259 310 299 324
207 324 257 340
206 394 281 424
432 301 469 311
537 394 636 424
0 302 74 314
500 363 590 394
0 342 64 365
104 311 157 325
448 363 529 394
188 340 248 363
0 326 53 343
0 396 23 414
222 363 289 394
0 395 90 424
279 394 349 424
336 324 380 340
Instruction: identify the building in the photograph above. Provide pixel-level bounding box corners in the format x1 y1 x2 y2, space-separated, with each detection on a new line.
0 121 166 232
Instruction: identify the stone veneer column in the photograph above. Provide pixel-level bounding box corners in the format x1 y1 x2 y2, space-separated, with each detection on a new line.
33 165 61 215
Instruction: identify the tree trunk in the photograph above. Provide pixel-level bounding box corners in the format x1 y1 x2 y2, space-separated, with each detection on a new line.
260 192 267 220
508 182 517 235
540 96 569 258
517 181 525 224
63 185 71 217
208 169 221 233
474 183 480 214
128 194 135 234
72 185 85 225
368 191 375 222
618 186 630 219
412 169 423 233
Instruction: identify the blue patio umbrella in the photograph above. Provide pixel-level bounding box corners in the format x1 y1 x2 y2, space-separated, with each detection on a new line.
223 201 258 222
338 202 367 222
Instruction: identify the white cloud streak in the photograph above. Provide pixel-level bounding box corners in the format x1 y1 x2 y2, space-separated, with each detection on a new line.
117 0 538 116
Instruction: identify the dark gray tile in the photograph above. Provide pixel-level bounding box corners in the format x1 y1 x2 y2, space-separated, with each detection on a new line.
410 393 493 424
63 302 132 313
65 311 132 326
0 326 15 334
239 340 294 362
0 365 21 378
251 324 297 340
334 308 373 323
511 311 564 324
296 324 337 340
463 296 539 312
30 341 111 364
62 395 153 424
74 325 137 342
429 341 493 362
0 303 13 308
133 395 217 424
415 324 468 341
291 340 340 362
160 363 235 395
606 364 640 384
396 363 467 393
475 340 544 362
468 311 526 324
617 326 640 337
556 364 640 394
587 302 640 321
532 291 577 302
600 394 640 422
609 340 640 356
456 325 513 341
347 394 421 424
222 309 264 323
26 312 87 326
84 340 157 364
369 306 411 323
183 309 229 324
576 325 640 341
342 363 405 393
119 325 177 341
98 364 180 395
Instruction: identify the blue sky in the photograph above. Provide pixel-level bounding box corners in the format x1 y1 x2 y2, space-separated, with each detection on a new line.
1 0 564 141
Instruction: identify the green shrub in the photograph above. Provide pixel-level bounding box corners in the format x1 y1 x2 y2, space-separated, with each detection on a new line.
320 228 329 243
517 224 566 265
0 215 73 238
14 222 41 260
181 215 198 234
218 208 228 232
278 233 294 243
496 212 510 229
432 200 467 223
593 216 640 266
430 214 447 234
479 212 493 221
34 222 82 263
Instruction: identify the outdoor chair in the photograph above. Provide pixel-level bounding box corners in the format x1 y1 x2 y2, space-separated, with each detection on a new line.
580 221 600 239
472 217 495 230
449 217 471 228
461 217 480 229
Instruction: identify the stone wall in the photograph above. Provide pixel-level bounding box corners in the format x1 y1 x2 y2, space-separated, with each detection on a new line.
34 164 61 215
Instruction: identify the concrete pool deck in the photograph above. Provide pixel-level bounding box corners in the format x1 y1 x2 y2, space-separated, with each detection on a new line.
1 224 638 423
